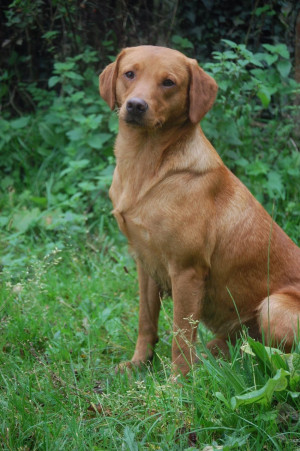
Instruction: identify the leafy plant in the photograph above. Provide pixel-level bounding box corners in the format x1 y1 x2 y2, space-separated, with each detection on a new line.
0 47 118 261
201 40 300 240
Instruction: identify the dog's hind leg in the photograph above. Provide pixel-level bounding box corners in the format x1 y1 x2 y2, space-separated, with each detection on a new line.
257 289 300 351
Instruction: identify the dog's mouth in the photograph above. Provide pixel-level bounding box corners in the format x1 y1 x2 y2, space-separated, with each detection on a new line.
123 113 163 129
124 114 145 126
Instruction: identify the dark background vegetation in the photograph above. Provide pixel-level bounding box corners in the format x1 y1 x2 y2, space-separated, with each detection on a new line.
1 0 299 114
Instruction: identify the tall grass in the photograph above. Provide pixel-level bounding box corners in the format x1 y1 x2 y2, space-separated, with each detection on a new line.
0 243 299 450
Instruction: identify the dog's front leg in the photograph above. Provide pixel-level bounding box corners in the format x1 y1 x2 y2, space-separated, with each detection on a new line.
130 261 161 366
171 267 205 376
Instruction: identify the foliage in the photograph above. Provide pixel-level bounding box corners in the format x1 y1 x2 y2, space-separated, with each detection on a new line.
175 0 297 60
1 1 297 115
202 40 300 241
1 47 119 270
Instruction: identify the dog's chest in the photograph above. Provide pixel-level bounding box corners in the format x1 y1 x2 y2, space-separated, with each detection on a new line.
114 201 171 287
110 176 179 287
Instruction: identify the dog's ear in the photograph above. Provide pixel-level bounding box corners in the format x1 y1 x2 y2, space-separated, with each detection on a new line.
188 59 218 124
99 50 125 110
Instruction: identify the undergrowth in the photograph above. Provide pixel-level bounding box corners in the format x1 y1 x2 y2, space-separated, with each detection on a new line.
0 246 299 449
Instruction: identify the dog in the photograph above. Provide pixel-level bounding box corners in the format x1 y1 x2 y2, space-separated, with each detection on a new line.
99 45 300 376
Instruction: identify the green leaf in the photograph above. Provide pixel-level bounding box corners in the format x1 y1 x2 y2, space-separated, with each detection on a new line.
222 39 238 48
257 87 271 108
31 196 47 207
108 113 119 133
66 128 85 141
274 44 290 59
276 59 292 78
39 123 56 146
171 35 194 49
264 54 278 66
247 337 272 372
263 43 289 59
10 116 30 129
54 61 76 72
68 159 90 170
64 71 84 80
246 160 269 176
87 133 112 149
78 181 96 191
267 171 284 198
215 391 231 409
255 5 274 16
12 208 41 233
231 368 290 409
0 216 9 227
48 76 60 88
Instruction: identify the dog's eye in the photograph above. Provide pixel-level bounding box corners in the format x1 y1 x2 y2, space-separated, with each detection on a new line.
162 79 175 87
124 71 135 80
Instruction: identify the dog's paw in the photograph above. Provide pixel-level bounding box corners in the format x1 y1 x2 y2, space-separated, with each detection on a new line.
115 359 148 375
205 338 230 358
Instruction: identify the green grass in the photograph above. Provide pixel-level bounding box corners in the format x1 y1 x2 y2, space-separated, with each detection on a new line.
0 236 299 450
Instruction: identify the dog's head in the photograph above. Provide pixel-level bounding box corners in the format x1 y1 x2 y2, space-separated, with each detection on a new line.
99 46 217 128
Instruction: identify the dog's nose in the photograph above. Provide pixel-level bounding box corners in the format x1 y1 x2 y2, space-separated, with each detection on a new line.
126 98 148 115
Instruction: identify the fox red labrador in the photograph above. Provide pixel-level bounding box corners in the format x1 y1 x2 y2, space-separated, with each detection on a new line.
100 45 300 376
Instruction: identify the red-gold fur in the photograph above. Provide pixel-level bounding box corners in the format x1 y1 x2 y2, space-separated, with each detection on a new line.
99 46 300 375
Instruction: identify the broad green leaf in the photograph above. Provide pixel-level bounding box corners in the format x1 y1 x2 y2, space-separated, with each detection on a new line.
70 92 85 102
66 128 85 141
215 391 231 409
108 113 119 133
42 30 59 39
87 133 112 149
54 61 76 71
267 171 284 198
263 43 289 59
68 159 90 170
247 337 273 373
10 116 30 129
171 35 194 49
235 157 249 168
231 368 290 409
274 43 290 59
31 196 47 207
48 76 60 88
78 181 96 191
257 87 271 108
276 59 292 78
12 208 41 233
39 123 56 146
255 5 275 16
264 54 278 66
222 39 238 48
64 71 84 80
247 160 269 176
0 216 9 227
270 353 288 371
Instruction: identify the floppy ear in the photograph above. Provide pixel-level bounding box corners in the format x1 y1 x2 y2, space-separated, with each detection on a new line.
188 59 218 124
99 50 125 110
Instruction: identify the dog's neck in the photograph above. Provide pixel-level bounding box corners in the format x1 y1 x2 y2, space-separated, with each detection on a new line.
115 120 222 175
111 120 223 208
